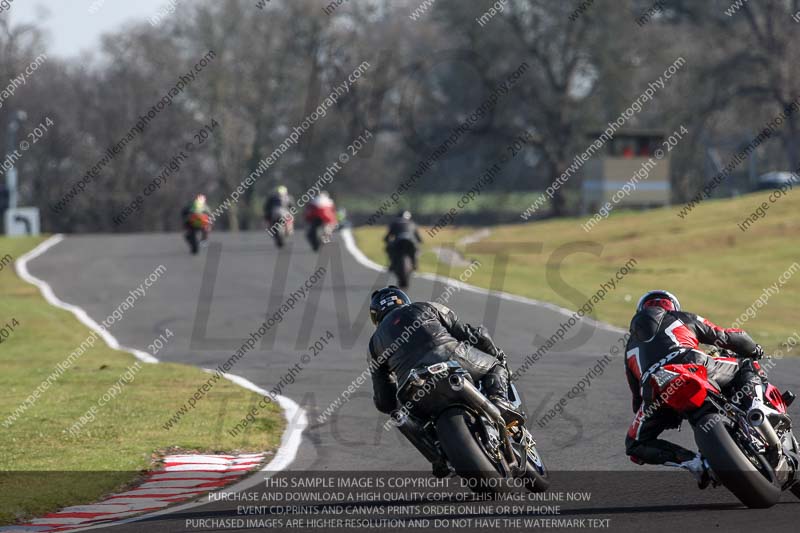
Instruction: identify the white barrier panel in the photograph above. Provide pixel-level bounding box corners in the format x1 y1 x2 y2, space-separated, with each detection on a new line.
5 207 40 236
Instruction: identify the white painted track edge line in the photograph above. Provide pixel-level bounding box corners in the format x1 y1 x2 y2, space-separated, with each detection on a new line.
340 228 626 334
15 235 159 364
13 234 307 532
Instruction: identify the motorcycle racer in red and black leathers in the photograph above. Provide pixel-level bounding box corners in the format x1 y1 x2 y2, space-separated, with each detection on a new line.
624 290 767 487
368 286 520 477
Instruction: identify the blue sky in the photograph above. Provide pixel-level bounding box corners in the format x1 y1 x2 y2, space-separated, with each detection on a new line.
9 0 174 58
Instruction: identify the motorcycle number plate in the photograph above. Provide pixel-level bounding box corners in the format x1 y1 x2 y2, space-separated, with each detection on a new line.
427 363 448 375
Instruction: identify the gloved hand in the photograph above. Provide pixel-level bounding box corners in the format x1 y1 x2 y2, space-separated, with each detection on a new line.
751 344 765 360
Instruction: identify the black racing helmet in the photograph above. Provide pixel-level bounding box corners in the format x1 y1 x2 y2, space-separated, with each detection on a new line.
370 286 411 325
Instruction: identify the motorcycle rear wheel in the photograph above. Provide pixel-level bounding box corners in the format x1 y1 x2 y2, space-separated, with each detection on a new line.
436 407 506 493
694 413 781 508
187 230 199 255
307 226 320 251
394 254 412 288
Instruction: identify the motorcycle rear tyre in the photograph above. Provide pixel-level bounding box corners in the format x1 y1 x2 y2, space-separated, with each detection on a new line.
694 413 781 509
436 407 506 493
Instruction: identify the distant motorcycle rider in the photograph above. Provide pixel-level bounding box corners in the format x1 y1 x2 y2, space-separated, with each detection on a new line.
304 191 337 227
368 286 521 477
265 185 295 231
624 290 768 487
181 194 212 242
384 211 423 269
303 191 338 250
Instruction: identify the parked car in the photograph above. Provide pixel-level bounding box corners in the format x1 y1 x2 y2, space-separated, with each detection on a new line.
755 171 798 191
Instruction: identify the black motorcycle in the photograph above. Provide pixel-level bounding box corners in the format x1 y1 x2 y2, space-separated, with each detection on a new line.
388 237 416 289
269 208 294 249
392 359 549 493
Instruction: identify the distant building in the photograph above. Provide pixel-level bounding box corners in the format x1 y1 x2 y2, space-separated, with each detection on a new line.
581 129 671 213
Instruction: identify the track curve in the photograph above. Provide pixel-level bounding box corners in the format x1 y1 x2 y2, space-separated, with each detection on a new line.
25 231 800 532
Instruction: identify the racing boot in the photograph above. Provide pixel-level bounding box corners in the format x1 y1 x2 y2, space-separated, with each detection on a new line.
483 366 525 427
665 454 716 490
431 459 452 479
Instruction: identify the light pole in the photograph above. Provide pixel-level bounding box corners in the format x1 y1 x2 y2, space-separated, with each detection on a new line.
6 110 27 210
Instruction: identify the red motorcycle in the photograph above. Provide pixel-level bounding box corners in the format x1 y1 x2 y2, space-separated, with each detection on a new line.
649 351 800 508
185 213 210 255
304 203 337 252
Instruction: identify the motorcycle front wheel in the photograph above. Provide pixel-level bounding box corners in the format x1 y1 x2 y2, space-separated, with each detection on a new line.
519 440 550 493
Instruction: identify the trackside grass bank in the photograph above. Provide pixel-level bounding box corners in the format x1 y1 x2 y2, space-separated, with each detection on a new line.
354 190 800 354
0 237 283 525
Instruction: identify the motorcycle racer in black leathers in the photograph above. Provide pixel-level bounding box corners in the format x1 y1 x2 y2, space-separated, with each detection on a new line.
624 290 768 487
368 286 519 476
384 211 423 269
265 185 295 226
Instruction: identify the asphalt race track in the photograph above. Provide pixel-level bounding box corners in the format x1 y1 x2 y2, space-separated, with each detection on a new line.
27 232 800 532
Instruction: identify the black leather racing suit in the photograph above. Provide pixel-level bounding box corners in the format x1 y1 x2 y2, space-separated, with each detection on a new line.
368 302 507 415
624 307 764 465
265 193 295 223
384 218 423 269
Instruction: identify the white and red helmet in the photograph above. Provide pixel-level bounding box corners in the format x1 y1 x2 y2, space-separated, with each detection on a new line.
636 290 681 313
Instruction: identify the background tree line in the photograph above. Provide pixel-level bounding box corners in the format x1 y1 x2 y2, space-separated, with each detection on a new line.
1 0 798 232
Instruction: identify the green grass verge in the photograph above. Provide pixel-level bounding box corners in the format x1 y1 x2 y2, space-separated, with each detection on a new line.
0 237 284 525
354 190 800 354
343 191 545 215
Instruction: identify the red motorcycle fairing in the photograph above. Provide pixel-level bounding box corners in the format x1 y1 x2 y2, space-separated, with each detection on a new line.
650 364 720 412
304 204 337 225
652 362 790 415
765 384 788 414
188 213 211 231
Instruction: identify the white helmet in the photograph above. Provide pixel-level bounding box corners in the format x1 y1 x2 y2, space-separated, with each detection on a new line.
636 290 681 312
